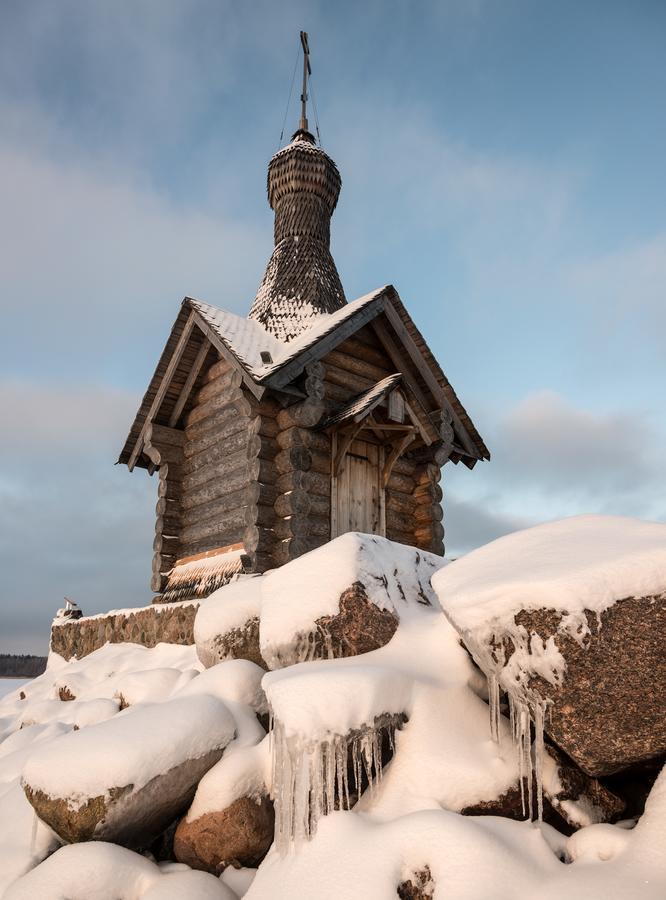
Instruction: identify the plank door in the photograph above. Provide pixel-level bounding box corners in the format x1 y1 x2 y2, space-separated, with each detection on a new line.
334 439 385 537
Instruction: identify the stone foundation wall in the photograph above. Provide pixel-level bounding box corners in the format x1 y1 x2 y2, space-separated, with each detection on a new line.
50 601 199 662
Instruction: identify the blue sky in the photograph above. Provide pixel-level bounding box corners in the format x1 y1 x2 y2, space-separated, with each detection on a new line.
1 0 664 652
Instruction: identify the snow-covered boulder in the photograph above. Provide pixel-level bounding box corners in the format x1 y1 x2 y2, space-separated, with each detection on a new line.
195 577 265 670
433 515 666 777
22 695 235 847
174 727 273 873
3 841 237 899
260 532 445 668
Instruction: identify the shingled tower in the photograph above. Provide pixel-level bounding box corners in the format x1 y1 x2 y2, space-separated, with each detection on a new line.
119 32 489 603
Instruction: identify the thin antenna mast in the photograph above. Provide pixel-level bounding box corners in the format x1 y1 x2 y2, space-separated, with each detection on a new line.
299 30 311 132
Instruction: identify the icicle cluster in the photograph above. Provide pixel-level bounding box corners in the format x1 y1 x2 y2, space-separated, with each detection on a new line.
469 631 553 823
269 713 398 854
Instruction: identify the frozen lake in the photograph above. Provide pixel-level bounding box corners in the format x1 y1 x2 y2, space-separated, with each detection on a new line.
0 678 29 700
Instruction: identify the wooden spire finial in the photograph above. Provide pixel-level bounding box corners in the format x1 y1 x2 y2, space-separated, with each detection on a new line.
299 31 311 133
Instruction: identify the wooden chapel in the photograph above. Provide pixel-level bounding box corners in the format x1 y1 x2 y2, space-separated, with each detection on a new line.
118 36 489 603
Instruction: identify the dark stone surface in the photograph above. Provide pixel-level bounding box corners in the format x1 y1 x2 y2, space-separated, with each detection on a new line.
50 601 199 662
174 795 275 874
24 749 223 847
267 581 399 668
199 615 267 670
397 867 435 899
512 594 666 777
461 744 623 832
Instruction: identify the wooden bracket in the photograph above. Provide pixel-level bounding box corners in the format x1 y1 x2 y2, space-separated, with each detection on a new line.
333 421 365 475
382 432 416 488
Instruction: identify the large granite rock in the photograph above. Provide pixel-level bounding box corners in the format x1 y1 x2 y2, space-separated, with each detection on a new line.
510 596 666 776
433 517 666 778
260 533 444 669
22 696 235 848
174 794 274 873
195 578 266 670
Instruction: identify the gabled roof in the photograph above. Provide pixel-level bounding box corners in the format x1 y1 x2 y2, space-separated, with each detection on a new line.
118 285 489 470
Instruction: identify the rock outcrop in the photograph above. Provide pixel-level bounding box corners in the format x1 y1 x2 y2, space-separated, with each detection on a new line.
195 578 265 670
174 794 275 873
510 595 666 776
22 696 235 847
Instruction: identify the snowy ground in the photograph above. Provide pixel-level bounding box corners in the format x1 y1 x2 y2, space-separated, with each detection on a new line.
0 681 29 700
0 525 664 898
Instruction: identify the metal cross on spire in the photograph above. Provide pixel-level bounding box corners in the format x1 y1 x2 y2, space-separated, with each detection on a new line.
299 30 311 132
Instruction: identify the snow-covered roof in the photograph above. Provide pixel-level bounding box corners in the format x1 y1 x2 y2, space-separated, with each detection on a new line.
190 287 388 382
118 284 488 470
319 373 403 430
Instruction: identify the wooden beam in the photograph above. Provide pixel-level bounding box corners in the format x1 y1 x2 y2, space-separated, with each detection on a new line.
333 421 365 475
128 311 195 471
168 334 211 428
382 304 478 459
263 294 387 390
192 310 264 400
382 432 416 488
371 320 435 446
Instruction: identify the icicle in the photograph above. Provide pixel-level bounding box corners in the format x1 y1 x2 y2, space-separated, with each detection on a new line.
488 673 501 743
270 713 396 853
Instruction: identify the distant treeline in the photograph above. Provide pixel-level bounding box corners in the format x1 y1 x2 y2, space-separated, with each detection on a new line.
0 654 47 678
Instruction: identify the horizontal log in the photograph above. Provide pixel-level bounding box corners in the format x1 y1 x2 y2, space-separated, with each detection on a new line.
325 349 392 383
414 522 445 543
182 484 277 528
155 515 181 536
335 336 390 370
324 364 375 393
276 427 330 453
151 572 167 594
153 533 180 553
203 357 232 384
324 381 352 403
272 535 327 566
276 400 325 430
386 491 416 515
158 477 182 500
178 530 245 560
241 550 274 574
275 447 312 475
195 367 243 404
152 551 176 575
309 494 330 518
247 457 278 485
184 414 252 460
309 449 331 476
251 503 276 530
274 515 329 540
414 503 444 525
181 471 250 512
243 525 277 555
387 472 416 494
413 482 443 503
186 382 244 427
274 490 311 518
180 505 253 546
147 423 184 448
156 497 180 518
148 442 183 465
415 463 442 486
386 509 413 535
304 375 325 401
275 470 312 495
182 455 248 495
386 528 417 547
393 456 417 476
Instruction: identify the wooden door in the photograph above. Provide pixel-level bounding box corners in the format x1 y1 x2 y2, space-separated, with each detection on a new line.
333 439 385 537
